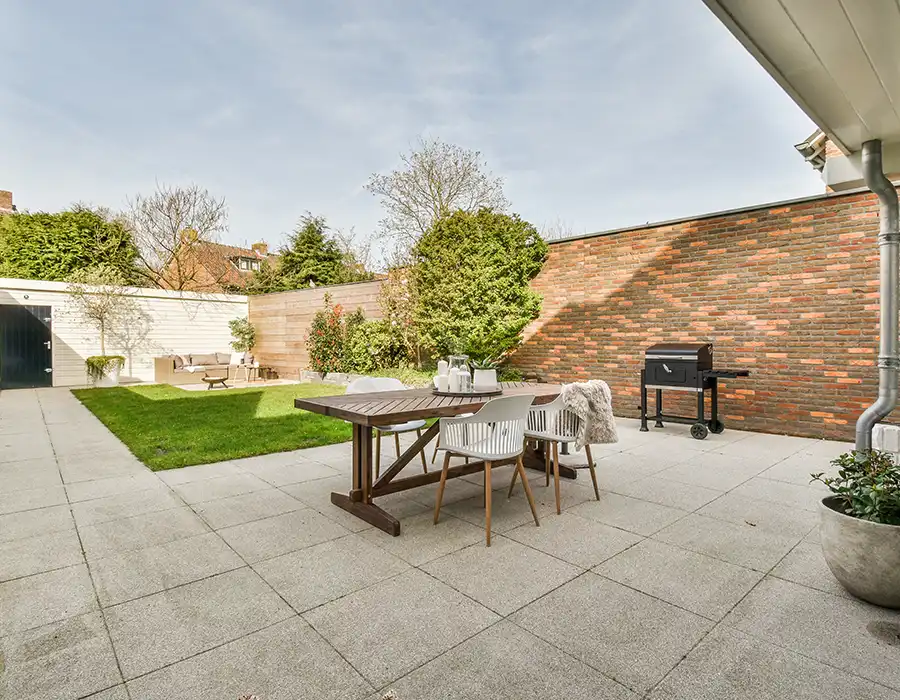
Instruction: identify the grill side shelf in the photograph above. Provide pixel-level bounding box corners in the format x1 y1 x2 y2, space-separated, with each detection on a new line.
703 369 750 379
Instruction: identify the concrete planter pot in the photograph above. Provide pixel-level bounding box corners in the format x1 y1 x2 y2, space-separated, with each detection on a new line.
473 368 498 391
819 495 900 609
95 365 120 388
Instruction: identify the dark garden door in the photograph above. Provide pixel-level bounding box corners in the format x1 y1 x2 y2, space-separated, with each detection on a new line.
0 305 53 389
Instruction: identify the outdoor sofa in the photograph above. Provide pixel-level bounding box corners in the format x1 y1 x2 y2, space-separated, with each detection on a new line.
153 352 245 386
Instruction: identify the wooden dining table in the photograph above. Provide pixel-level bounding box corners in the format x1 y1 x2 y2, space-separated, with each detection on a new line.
294 381 577 536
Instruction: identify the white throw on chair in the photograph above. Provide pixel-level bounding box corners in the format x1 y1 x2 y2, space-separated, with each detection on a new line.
345 377 428 479
513 394 601 514
434 394 539 546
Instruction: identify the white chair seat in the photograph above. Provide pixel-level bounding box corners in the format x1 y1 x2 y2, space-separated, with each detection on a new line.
380 419 426 434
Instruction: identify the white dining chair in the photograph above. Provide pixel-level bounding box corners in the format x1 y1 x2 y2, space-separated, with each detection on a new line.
513 394 600 514
345 377 428 478
434 394 539 546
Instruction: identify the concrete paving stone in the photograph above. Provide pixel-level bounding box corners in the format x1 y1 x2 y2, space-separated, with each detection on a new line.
237 458 341 487
83 686 129 700
655 456 767 491
0 528 85 582
654 513 800 572
386 620 638 700
712 432 814 458
0 484 67 515
406 476 486 508
650 625 900 700
293 443 354 470
191 487 306 530
79 506 209 560
0 563 97 635
442 491 542 534
70 487 183 527
65 472 162 502
126 616 371 700
104 567 293 679
696 491 819 538
505 511 644 568
568 491 689 536
0 611 122 700
304 568 499 687
459 462 542 490
422 535 581 615
624 436 715 462
253 533 410 612
608 475 724 511
512 572 714 693
0 504 75 543
760 453 838 487
170 472 272 504
770 541 853 599
155 460 244 485
0 459 63 492
725 577 900 690
531 478 599 513
590 453 666 491
281 476 375 533
216 507 350 563
58 457 147 484
361 511 486 566
90 531 244 607
596 539 764 620
0 432 55 462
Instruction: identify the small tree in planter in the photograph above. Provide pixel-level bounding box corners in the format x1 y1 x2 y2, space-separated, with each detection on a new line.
812 449 900 608
228 317 256 355
67 264 133 386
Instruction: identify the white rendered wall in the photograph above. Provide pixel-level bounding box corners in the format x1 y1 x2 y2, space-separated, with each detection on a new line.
0 278 248 387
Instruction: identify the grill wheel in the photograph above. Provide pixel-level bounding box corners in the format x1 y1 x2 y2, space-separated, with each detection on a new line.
691 423 709 440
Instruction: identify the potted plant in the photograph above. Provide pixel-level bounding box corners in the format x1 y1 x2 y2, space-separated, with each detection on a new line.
471 356 499 390
85 355 125 387
811 449 900 608
228 316 256 358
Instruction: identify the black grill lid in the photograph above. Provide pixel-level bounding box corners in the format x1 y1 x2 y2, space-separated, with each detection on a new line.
645 343 713 359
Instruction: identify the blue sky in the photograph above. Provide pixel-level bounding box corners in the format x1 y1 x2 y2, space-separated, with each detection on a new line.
1 0 821 260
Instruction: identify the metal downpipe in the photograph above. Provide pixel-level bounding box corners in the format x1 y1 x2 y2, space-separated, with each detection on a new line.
855 139 900 452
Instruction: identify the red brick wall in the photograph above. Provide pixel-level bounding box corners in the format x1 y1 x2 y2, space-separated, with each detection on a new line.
513 189 887 441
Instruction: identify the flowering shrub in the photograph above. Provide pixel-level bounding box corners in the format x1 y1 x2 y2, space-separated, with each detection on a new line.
306 294 346 372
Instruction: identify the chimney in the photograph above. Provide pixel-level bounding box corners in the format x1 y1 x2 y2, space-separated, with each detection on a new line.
0 190 14 214
251 241 268 256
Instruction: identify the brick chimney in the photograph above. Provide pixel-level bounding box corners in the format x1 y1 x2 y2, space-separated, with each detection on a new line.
0 190 14 214
251 241 269 256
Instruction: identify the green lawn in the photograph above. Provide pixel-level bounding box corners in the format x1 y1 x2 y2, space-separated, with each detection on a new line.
72 383 352 471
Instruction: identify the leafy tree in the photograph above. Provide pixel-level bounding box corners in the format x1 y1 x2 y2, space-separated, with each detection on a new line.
378 266 420 366
0 208 138 282
279 214 347 288
66 264 136 356
365 137 509 255
241 258 287 295
412 208 548 360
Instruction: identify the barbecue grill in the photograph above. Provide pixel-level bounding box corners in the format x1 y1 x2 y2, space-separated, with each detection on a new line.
639 342 749 439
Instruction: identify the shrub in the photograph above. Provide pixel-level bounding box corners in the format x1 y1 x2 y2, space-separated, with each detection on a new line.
85 355 125 383
344 319 408 373
228 317 256 353
306 294 346 372
812 450 900 526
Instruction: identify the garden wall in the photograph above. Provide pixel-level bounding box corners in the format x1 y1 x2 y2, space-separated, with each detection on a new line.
513 187 887 441
248 280 383 380
0 278 247 387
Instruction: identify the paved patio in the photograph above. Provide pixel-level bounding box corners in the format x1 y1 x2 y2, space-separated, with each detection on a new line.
2 387 899 699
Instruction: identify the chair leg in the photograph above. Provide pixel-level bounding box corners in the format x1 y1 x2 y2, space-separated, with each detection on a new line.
434 452 452 524
585 444 600 501
416 428 428 473
431 434 440 463
552 440 561 515
516 455 540 527
484 460 492 546
394 433 401 460
375 431 381 480
507 461 518 498
544 440 551 487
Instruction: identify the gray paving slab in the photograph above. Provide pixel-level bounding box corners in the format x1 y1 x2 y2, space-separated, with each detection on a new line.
387 620 638 700
608 475 724 511
696 491 819 538
90 531 244 607
155 460 244 485
64 472 162 502
169 472 272 504
724 577 900 690
729 476 824 512
0 611 122 700
0 504 75 543
104 567 294 679
217 508 350 562
0 528 85 582
238 456 341 486
0 459 63 492
442 491 541 533
0 563 97 635
253 533 410 613
568 491 689 536
70 487 183 527
126 616 372 700
281 476 375 532
512 573 714 693
0 484 67 515
83 685 130 699
505 511 644 568
770 540 853 599
423 535 581 615
58 456 147 483
653 513 800 572
361 511 486 566
651 625 900 700
596 539 764 620
0 432 55 462
655 456 767 491
191 486 306 529
304 568 499 687
78 506 210 560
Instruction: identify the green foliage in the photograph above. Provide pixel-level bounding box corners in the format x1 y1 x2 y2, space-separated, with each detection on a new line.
498 366 524 382
344 319 408 374
0 208 138 282
85 355 125 383
472 356 499 370
306 294 346 373
66 264 136 356
812 450 900 526
279 214 349 288
369 367 434 388
228 317 256 353
412 208 548 360
241 258 287 295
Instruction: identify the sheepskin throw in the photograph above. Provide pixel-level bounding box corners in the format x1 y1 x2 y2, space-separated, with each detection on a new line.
560 380 618 450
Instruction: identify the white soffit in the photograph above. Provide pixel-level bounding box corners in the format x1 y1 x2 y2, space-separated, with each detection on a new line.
703 0 900 155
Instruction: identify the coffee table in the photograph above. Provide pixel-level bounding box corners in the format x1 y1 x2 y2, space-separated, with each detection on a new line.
201 375 228 390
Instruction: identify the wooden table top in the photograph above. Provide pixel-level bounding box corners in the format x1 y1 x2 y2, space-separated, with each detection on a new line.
294 381 562 427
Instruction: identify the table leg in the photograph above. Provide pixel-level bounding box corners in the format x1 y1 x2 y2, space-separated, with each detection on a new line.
523 442 577 480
